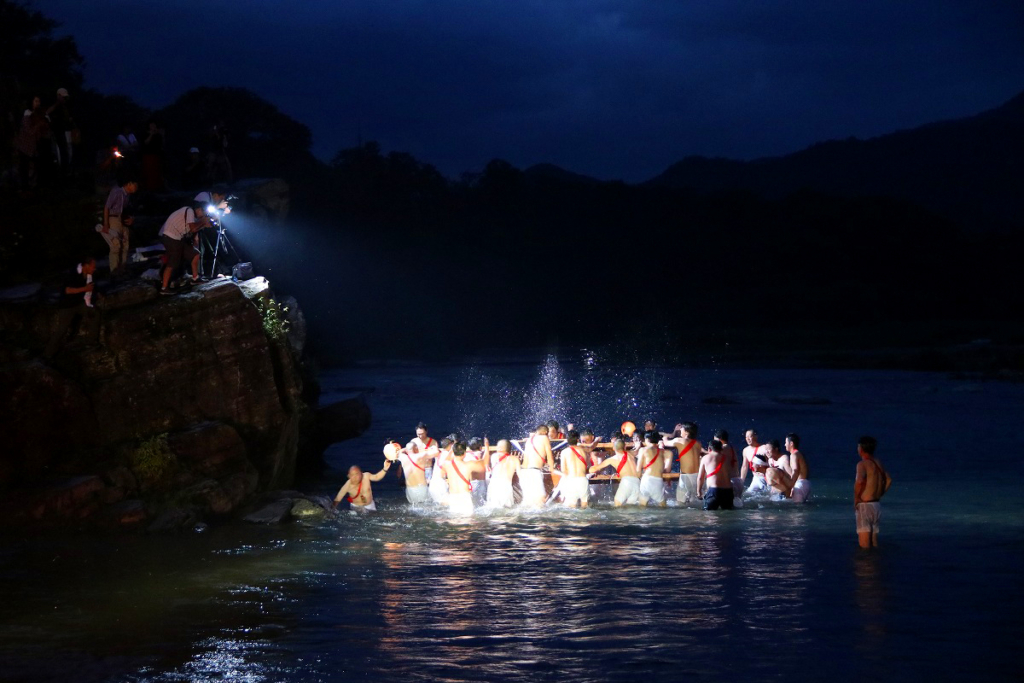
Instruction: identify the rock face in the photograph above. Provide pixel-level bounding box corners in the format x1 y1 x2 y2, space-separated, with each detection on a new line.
0 278 348 532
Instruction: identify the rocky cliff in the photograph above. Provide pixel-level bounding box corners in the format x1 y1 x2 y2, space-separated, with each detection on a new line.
0 277 366 531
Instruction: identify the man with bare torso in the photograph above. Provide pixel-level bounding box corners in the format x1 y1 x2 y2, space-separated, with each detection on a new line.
520 424 555 507
854 435 892 548
333 460 392 512
637 431 668 507
590 438 639 506
397 432 434 505
559 430 591 508
783 432 812 502
697 439 734 510
444 442 487 515
716 429 744 508
487 439 519 508
428 436 456 505
662 422 702 504
740 429 768 495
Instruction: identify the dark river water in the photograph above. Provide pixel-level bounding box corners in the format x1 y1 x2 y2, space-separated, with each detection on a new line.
1 361 1022 682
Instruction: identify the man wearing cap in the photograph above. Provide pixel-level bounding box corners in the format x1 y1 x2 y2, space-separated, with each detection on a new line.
100 178 137 277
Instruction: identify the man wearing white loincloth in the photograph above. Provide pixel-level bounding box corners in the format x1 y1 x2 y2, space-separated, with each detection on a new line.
740 429 767 494
443 442 486 515
662 423 702 504
559 430 591 508
520 424 555 507
396 440 431 505
637 431 668 507
487 439 519 508
428 437 456 505
590 438 640 506
333 460 391 512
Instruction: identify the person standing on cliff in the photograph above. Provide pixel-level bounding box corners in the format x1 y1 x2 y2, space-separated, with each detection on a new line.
158 204 208 294
100 178 137 277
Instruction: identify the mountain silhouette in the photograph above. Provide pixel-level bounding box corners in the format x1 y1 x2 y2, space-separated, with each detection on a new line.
647 90 1024 231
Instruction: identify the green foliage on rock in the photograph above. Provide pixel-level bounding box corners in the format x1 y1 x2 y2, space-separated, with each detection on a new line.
256 298 290 342
128 434 178 491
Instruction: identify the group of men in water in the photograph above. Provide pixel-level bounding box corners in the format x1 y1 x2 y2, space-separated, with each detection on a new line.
332 419 892 546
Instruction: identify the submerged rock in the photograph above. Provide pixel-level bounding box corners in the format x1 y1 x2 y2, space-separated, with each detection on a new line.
291 498 326 520
243 499 293 524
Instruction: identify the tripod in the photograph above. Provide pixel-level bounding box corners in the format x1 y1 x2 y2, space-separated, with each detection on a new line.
199 220 239 278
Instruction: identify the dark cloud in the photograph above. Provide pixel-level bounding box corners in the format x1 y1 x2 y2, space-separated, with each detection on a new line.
36 0 1024 180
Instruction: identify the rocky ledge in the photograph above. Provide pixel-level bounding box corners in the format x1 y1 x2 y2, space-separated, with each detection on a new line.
0 277 369 532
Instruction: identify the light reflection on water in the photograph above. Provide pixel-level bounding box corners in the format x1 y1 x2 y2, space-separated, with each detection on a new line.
2 366 1023 682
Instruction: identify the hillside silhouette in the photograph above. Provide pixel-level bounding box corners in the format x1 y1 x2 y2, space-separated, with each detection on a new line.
647 91 1024 232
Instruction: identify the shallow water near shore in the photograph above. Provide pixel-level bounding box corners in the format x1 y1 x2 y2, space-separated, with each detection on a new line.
1 363 1022 682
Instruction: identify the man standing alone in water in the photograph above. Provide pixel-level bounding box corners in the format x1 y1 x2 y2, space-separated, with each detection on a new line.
854 436 892 548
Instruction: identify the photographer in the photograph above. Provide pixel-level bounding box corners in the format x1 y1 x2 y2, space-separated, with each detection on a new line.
157 203 209 295
193 187 229 277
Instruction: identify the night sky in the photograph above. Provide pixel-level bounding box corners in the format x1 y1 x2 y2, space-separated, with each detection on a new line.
36 0 1024 180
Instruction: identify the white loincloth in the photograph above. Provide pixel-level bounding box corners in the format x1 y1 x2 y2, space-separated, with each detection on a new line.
405 484 429 505
518 469 546 506
429 468 449 504
614 475 640 505
676 473 698 504
791 478 811 503
448 491 475 516
487 477 515 508
560 475 590 506
746 474 769 495
471 479 487 506
856 501 881 534
640 472 665 504
350 501 377 513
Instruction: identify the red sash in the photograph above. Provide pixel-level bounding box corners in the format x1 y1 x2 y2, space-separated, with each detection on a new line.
404 451 425 472
676 440 698 462
498 451 513 464
642 447 662 471
707 458 725 478
615 454 629 475
569 446 587 467
347 478 363 503
450 459 472 488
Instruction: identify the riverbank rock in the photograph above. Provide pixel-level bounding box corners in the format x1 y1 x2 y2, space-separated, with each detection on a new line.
243 499 293 524
0 278 366 533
